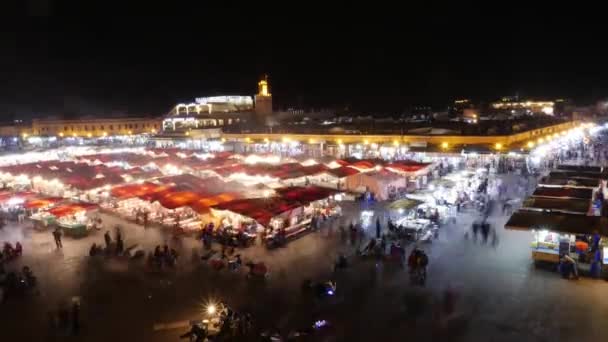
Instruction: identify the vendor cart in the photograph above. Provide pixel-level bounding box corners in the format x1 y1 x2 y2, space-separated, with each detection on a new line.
60 222 89 238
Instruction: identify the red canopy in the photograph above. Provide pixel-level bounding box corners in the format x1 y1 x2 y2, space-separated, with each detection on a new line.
157 191 204 209
275 186 337 203
386 160 432 173
48 202 98 217
213 197 301 226
189 193 240 214
110 182 168 199
24 197 63 209
0 191 39 204
326 166 360 178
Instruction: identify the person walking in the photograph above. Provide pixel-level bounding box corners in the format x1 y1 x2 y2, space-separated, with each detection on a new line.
52 228 63 249
104 231 112 249
376 217 381 239
116 234 124 255
71 301 80 335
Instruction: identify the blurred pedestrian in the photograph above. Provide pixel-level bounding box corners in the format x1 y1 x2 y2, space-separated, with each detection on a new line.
52 228 63 249
71 301 80 335
481 222 490 243
376 217 381 239
104 231 112 249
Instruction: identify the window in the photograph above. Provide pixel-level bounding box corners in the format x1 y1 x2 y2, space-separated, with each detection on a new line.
109 125 113 130
64 126 68 131
100 125 104 130
154 124 158 128
135 124 138 128
84 125 88 131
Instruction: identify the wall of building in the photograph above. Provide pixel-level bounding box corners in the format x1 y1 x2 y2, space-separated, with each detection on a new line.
31 117 163 137
222 121 580 149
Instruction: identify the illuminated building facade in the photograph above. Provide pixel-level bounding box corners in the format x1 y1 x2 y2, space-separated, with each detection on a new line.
163 78 274 131
254 76 273 120
491 97 555 115
30 117 162 137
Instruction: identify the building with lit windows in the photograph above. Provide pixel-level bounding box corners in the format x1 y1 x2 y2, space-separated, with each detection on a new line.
162 77 273 131
31 117 162 137
491 97 555 115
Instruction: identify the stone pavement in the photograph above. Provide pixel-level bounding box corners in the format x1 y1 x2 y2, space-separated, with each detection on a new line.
0 173 607 341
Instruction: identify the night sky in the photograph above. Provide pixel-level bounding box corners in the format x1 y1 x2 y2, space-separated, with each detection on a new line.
1 2 606 119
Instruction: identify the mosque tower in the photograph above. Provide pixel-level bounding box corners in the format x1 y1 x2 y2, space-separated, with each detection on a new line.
254 75 273 121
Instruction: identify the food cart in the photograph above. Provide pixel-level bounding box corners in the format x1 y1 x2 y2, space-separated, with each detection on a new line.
30 211 57 228
47 202 99 238
506 210 607 276
394 217 434 242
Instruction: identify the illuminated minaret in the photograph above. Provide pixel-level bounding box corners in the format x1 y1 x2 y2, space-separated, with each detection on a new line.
254 75 273 120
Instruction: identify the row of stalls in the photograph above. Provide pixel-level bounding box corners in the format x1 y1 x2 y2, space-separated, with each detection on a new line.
0 147 437 244
0 190 99 237
0 150 436 201
506 164 608 277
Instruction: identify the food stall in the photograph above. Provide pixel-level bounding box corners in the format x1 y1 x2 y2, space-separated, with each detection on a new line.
394 216 434 241
506 210 607 275
48 202 99 237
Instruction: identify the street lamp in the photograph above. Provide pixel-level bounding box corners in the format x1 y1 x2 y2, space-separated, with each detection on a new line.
495 143 503 150
441 142 449 149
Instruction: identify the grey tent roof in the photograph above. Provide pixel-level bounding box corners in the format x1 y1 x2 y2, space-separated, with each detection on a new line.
505 210 608 236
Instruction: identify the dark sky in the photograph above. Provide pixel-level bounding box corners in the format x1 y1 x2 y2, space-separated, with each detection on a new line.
0 2 606 119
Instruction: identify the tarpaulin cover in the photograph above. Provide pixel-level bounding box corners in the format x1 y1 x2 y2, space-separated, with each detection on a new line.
548 171 608 180
532 187 593 200
274 186 337 203
505 210 608 236
557 165 603 173
24 197 64 209
538 177 599 188
386 160 432 174
0 191 39 204
48 202 98 217
189 193 240 214
522 197 590 215
110 182 168 199
213 197 302 226
157 191 205 209
325 166 360 179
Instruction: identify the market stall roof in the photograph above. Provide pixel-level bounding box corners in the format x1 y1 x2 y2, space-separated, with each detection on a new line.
0 191 38 202
548 170 608 180
275 186 338 203
325 166 360 178
110 182 168 199
386 160 432 173
212 197 301 226
348 160 376 171
157 191 205 210
522 197 590 215
24 197 64 209
538 177 599 188
532 186 593 200
557 165 604 173
48 202 98 217
505 211 608 236
388 198 424 210
189 193 240 214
